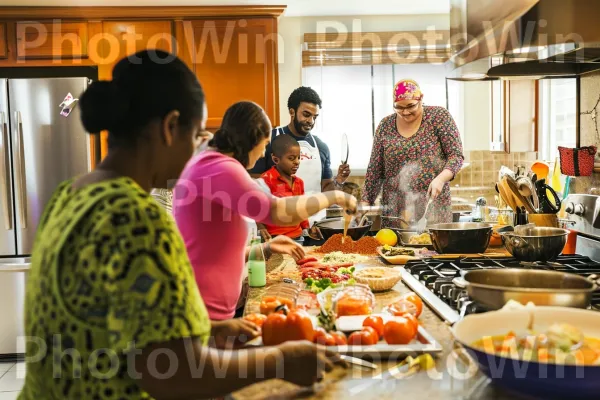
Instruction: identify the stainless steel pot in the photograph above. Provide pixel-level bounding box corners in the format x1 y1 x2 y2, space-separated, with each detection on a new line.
454 268 600 310
427 223 493 254
500 227 568 262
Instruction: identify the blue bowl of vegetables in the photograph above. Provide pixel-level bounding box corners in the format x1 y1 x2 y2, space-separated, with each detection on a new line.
452 306 600 400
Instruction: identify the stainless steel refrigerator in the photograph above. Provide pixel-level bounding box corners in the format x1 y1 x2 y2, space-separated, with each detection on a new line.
0 72 94 360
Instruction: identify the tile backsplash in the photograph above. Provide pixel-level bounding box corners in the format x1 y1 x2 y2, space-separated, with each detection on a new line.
453 150 538 188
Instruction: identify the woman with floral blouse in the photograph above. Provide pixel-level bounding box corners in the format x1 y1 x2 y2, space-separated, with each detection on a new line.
361 79 464 227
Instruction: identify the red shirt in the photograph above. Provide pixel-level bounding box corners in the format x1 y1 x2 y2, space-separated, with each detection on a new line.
260 166 309 238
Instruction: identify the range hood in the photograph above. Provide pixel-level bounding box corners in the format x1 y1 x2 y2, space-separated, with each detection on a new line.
447 0 600 80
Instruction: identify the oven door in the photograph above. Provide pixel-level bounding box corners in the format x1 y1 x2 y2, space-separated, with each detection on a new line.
576 234 600 262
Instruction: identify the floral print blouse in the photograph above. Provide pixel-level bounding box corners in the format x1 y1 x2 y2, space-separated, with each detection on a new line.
362 106 464 228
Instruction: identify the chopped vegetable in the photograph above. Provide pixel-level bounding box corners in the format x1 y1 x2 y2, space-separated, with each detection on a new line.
296 257 318 266
381 245 415 257
471 323 600 365
317 308 337 332
321 252 366 264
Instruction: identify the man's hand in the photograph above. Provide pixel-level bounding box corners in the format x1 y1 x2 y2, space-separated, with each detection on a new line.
210 319 261 349
336 163 351 183
269 235 305 261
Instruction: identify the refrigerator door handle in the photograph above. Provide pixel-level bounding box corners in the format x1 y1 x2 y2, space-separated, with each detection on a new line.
14 112 27 229
0 112 12 231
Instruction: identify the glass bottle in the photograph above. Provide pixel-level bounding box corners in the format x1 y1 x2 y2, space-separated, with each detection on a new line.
247 235 266 287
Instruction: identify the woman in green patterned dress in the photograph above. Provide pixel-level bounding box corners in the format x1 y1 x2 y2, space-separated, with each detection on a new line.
19 50 343 400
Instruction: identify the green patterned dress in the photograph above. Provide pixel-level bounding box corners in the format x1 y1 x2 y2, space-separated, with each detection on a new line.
19 177 211 399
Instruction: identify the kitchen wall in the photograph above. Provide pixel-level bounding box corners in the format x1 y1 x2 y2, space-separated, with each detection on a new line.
276 14 450 123
570 70 600 195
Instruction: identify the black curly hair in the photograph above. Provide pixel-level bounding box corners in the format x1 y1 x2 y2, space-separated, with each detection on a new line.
287 86 322 111
208 101 271 168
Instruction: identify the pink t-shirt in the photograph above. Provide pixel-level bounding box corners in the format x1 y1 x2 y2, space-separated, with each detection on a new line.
173 151 274 320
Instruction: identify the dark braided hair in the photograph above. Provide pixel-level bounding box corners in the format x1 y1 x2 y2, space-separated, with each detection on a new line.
79 49 204 149
287 86 322 111
208 101 271 168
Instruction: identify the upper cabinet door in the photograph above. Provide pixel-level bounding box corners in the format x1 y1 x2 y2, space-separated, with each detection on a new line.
15 21 88 59
188 18 278 129
0 23 7 59
100 20 174 78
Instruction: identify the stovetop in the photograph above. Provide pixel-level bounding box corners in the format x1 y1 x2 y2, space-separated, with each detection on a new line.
400 255 600 324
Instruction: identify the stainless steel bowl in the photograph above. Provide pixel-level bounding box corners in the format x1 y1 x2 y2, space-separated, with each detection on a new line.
456 268 599 310
427 222 493 254
500 227 568 262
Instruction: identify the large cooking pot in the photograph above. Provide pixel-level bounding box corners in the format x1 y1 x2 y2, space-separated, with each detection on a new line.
500 227 568 262
454 268 600 310
314 218 372 241
427 222 493 254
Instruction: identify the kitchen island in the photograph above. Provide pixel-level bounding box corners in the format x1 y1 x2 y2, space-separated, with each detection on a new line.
231 250 519 400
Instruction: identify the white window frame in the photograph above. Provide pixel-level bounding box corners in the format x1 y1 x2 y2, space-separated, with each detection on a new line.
302 63 449 176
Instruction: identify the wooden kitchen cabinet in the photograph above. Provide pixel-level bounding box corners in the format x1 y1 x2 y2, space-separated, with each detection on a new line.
99 20 174 79
187 18 279 129
97 20 175 157
0 23 7 58
0 5 284 164
15 21 88 59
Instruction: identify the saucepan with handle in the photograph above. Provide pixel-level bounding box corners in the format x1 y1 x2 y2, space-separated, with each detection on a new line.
500 226 568 262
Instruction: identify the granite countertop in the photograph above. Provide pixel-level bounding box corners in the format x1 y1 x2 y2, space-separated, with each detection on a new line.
232 249 520 400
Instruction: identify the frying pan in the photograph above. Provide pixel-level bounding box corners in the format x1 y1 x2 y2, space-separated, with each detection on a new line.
453 268 600 310
313 218 372 241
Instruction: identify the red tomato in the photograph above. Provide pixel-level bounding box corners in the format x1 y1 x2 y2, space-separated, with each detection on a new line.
403 313 419 336
402 293 424 318
348 331 372 346
330 331 348 346
362 316 384 338
244 313 267 328
388 299 418 317
313 327 336 346
262 306 314 346
383 318 416 345
360 326 380 345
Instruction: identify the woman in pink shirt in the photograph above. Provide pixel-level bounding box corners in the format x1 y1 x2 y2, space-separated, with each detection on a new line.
174 101 356 320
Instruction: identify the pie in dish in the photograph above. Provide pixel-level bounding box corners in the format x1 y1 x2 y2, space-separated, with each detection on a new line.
354 267 402 292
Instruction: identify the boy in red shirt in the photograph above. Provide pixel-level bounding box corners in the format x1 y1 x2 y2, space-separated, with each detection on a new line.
256 134 309 243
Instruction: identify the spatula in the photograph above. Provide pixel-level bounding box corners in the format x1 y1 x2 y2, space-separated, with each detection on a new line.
415 197 433 233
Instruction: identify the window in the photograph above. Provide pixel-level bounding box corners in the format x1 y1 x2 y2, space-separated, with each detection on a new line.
446 79 464 143
538 78 577 161
302 63 447 173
